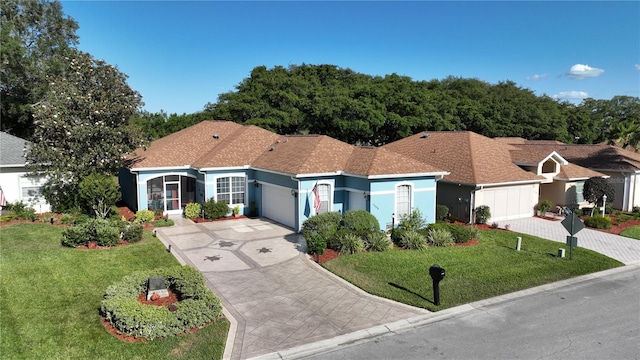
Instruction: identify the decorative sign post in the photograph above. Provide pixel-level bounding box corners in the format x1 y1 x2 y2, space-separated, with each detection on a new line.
147 276 169 300
561 213 585 260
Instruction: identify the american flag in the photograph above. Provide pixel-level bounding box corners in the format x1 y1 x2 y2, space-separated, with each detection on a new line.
0 186 6 207
312 183 321 211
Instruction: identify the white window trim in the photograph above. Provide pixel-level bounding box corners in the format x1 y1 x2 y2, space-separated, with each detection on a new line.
394 182 414 220
313 181 333 216
213 174 247 206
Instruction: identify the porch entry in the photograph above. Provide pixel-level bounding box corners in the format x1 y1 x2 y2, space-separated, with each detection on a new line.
147 175 196 215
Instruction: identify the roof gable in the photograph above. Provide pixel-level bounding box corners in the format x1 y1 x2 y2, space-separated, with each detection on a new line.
384 131 541 185
0 132 29 166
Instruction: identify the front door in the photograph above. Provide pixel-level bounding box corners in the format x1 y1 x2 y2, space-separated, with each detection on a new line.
165 182 181 214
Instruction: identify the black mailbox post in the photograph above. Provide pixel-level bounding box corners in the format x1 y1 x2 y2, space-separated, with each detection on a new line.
429 264 446 306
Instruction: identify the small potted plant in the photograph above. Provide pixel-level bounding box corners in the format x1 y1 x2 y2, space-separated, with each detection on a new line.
233 205 241 218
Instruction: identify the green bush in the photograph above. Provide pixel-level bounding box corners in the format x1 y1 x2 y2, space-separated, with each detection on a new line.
572 208 583 216
584 216 612 229
302 212 342 254
61 225 88 247
184 203 201 219
426 228 454 247
538 199 553 215
121 224 144 243
153 218 175 227
5 201 37 220
203 198 230 220
341 210 380 232
79 174 121 219
59 213 75 224
134 210 155 224
436 204 449 222
335 231 365 255
390 228 408 245
398 209 427 231
101 266 223 341
94 221 120 246
399 231 427 250
474 205 491 224
363 232 393 252
427 223 476 243
0 213 17 222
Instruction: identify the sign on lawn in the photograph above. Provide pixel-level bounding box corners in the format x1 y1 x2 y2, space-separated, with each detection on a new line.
561 213 585 236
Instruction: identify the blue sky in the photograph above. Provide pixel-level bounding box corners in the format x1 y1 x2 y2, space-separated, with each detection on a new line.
61 1 640 115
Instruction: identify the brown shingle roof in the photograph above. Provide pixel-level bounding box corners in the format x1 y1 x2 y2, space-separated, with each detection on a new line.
251 135 354 175
556 163 607 180
194 125 279 168
512 144 640 172
384 131 542 185
128 121 274 169
344 147 446 177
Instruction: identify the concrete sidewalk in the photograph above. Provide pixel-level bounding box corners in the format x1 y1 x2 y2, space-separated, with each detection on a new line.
157 217 428 360
495 217 640 265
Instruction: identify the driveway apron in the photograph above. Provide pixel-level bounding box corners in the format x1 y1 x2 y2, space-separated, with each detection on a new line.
496 217 640 265
156 218 428 360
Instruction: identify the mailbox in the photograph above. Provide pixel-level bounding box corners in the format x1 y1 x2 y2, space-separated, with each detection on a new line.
429 264 446 282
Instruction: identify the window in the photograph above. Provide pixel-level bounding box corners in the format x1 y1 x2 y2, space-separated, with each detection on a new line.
316 183 331 214
20 176 46 204
575 181 585 203
216 176 245 205
396 184 412 217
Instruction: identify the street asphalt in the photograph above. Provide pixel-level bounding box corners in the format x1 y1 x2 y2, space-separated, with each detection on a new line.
157 215 640 360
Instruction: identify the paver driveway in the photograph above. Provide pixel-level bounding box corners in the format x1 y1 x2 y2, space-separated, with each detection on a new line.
156 218 428 360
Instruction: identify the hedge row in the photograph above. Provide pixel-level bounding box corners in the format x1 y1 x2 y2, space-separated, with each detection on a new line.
100 266 223 340
61 218 143 247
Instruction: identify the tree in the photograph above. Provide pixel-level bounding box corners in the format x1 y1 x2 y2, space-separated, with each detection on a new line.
1 0 79 140
78 174 121 218
583 177 615 215
606 120 640 152
27 49 145 212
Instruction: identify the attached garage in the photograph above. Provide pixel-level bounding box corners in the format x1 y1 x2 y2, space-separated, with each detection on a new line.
478 184 538 222
261 184 296 229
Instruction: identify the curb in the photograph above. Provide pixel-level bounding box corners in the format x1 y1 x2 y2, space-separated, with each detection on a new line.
249 262 640 360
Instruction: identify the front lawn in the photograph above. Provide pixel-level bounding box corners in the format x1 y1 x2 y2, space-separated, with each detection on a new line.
620 226 640 240
323 229 623 311
0 223 228 359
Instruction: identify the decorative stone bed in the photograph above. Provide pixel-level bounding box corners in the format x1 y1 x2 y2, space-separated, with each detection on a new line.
101 266 222 341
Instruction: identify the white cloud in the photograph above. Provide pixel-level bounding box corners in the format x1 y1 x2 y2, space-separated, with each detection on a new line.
553 91 589 100
635 64 640 70
566 64 604 79
526 73 548 81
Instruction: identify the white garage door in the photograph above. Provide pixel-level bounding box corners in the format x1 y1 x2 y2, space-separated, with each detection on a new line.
262 185 295 228
482 185 536 222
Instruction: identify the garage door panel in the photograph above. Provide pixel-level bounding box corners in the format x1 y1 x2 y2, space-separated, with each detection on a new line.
482 185 535 222
262 185 295 228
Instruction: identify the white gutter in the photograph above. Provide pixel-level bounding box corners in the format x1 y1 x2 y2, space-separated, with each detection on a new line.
343 171 450 180
130 165 191 171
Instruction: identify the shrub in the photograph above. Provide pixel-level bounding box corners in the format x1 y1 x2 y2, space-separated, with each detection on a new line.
59 213 75 224
448 224 476 244
302 212 342 254
474 205 491 224
572 208 583 216
436 204 449 222
184 203 201 219
61 225 88 247
134 210 155 224
0 213 17 222
363 232 393 252
399 231 427 250
153 218 175 227
584 216 612 229
390 228 407 245
78 174 121 219
5 201 37 220
633 206 640 215
335 231 365 255
341 210 380 232
203 198 229 220
94 221 120 246
490 222 499 229
538 199 553 215
121 224 144 243
398 209 427 231
101 266 223 341
426 228 454 247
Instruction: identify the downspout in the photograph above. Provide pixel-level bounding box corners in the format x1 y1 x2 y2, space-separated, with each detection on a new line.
198 169 208 203
290 175 302 232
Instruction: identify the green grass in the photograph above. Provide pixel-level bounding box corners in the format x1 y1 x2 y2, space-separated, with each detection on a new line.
0 223 229 360
620 225 640 240
323 230 623 312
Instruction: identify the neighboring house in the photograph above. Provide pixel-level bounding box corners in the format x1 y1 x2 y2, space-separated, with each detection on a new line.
119 121 449 232
496 139 640 212
384 131 606 223
0 132 50 213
